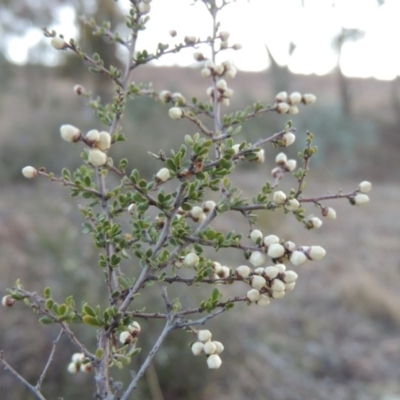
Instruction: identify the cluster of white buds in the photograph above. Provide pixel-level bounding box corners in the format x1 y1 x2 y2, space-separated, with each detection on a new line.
271 152 297 177
85 129 111 167
249 230 326 267
119 321 141 345
2 295 16 307
67 352 92 374
274 91 316 115
184 35 198 44
200 60 237 80
211 261 231 279
191 329 224 369
242 262 299 304
159 91 186 105
352 181 372 205
206 78 234 106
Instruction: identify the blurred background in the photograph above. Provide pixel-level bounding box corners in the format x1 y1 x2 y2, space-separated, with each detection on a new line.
1 0 400 399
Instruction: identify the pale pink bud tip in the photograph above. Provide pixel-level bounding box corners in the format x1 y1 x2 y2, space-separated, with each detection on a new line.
168 107 184 120
354 193 370 206
2 295 16 307
358 181 372 193
60 124 81 143
207 354 222 369
88 149 107 167
191 342 204 356
249 251 266 267
156 168 170 182
198 329 212 342
22 166 37 179
50 37 66 50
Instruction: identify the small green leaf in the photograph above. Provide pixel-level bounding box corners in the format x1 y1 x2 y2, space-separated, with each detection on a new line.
82 315 103 326
39 316 54 325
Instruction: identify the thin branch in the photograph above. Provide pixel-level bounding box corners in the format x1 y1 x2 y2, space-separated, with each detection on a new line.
0 351 46 400
36 329 63 390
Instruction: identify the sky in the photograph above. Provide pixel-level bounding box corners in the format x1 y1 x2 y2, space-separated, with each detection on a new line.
4 0 400 80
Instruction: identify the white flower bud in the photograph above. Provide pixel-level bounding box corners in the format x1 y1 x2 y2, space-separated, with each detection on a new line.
127 203 135 214
184 252 199 267
275 263 286 273
215 64 225 76
203 200 216 213
218 266 231 278
169 29 177 37
184 35 197 44
251 275 267 290
254 148 265 163
168 107 184 120
67 362 79 374
224 88 234 98
222 60 233 69
156 167 170 182
288 105 299 115
97 131 112 151
88 149 107 167
289 92 302 105
285 282 296 292
308 246 326 261
308 216 323 229
285 199 300 211
271 290 285 299
71 353 85 363
267 243 285 259
207 354 222 369
193 51 205 61
171 92 186 104
22 166 37 179
271 279 285 292
236 265 252 278
275 152 287 164
216 79 227 91
302 93 316 105
250 229 263 243
86 129 100 143
225 67 237 79
204 341 217 355
247 288 261 302
213 341 224 354
354 193 370 205
219 31 230 41
284 241 296 252
50 37 66 50
221 98 230 106
282 132 296 146
358 181 372 193
275 91 288 102
273 191 287 204
282 270 298 284
276 102 290 114
128 321 141 336
159 90 172 103
212 261 222 274
232 43 242 50
264 266 279 280
257 295 271 306
198 329 212 342
201 68 212 78
2 295 15 307
119 331 133 344
204 60 215 70
73 84 85 95
191 342 204 356
285 159 297 172
138 1 151 14
60 124 81 143
80 363 92 373
263 235 280 247
290 250 307 266
254 267 265 275
322 207 336 219
249 251 266 267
